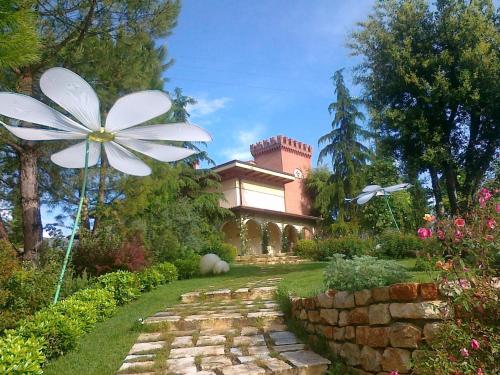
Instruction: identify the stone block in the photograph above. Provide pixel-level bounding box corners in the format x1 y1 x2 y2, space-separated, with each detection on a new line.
390 301 452 319
317 292 334 308
333 291 355 308
221 363 265 375
329 341 342 356
345 326 355 341
129 341 166 354
389 283 419 301
247 346 269 355
303 297 316 310
281 350 331 368
369 303 391 325
338 310 349 326
355 289 373 306
261 358 293 372
273 344 305 352
360 346 382 372
381 348 412 373
320 308 338 325
349 307 369 325
200 355 232 370
340 343 361 366
333 327 345 341
419 283 439 300
308 310 321 323
166 357 197 373
171 336 193 348
305 323 316 334
356 326 390 348
322 326 334 339
423 322 441 342
233 335 265 346
299 309 308 320
241 327 259 336
169 345 225 358
197 335 226 346
137 332 162 342
269 331 298 345
118 361 154 373
389 323 421 348
372 287 390 302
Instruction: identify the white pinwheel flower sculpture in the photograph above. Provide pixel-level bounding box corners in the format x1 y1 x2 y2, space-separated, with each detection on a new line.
0 67 211 176
0 67 212 303
346 183 412 231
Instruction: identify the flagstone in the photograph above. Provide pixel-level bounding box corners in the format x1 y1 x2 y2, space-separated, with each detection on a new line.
272 343 305 352
124 354 156 362
129 341 165 354
269 331 298 345
280 350 331 368
171 336 194 348
261 358 293 372
197 335 226 346
233 335 265 346
200 355 233 370
220 363 266 375
169 345 225 358
238 354 271 363
137 333 162 342
118 361 155 372
166 357 197 374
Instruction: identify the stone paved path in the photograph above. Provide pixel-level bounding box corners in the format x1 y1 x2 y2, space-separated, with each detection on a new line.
118 278 330 375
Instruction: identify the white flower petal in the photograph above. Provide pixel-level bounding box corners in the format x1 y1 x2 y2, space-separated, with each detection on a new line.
1 123 87 141
362 184 382 193
384 183 411 193
115 138 197 162
40 67 101 131
356 192 376 205
104 141 151 176
116 123 212 142
105 91 172 132
0 93 89 133
51 141 101 168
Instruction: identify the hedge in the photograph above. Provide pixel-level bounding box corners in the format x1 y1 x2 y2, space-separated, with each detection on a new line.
0 261 178 373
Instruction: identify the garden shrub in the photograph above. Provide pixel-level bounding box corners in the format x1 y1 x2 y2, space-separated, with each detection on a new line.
375 231 437 258
153 262 178 283
70 288 116 320
174 253 201 279
200 241 238 263
137 267 163 292
97 270 140 304
52 298 99 332
316 236 374 260
0 333 45 375
324 255 410 291
15 309 83 359
294 239 318 259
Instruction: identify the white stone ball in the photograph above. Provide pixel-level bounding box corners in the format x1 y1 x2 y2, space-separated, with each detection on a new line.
213 260 230 274
200 254 221 275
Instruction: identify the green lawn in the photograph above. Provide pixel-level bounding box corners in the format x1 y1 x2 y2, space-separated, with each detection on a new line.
43 259 434 375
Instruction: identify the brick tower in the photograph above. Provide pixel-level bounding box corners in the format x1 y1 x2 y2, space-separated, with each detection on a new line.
250 135 313 216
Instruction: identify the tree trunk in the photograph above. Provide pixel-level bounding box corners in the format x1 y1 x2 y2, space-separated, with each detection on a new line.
442 162 459 215
92 152 107 233
15 69 43 263
19 147 43 263
429 166 445 217
0 216 9 241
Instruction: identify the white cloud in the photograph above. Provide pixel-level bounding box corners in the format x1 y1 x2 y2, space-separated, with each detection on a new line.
220 125 266 161
188 97 231 117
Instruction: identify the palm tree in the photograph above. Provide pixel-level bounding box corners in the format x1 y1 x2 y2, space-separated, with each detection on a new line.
318 69 372 221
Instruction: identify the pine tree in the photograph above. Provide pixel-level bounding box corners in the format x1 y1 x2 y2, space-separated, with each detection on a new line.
318 69 372 221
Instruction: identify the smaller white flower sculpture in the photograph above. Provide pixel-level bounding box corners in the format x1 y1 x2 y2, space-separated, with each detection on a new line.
0 67 212 304
0 67 211 176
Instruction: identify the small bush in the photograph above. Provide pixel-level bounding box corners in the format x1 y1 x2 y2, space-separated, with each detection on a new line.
70 288 116 320
375 231 437 259
294 239 318 259
52 298 99 332
97 270 140 304
174 253 201 280
200 241 238 263
137 268 163 292
316 236 374 260
275 285 292 317
153 262 178 283
15 309 83 360
0 333 45 375
324 255 410 291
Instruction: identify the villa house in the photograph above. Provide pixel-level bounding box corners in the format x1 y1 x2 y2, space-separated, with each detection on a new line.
213 135 319 255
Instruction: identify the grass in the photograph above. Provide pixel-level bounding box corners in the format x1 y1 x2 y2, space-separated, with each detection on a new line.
43 259 433 375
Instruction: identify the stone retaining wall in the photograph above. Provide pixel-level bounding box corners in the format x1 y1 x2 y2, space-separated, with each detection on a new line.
290 283 451 374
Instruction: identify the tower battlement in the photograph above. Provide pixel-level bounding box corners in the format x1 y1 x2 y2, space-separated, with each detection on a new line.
250 135 312 158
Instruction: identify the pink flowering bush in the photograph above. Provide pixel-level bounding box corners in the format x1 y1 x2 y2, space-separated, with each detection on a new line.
415 188 499 375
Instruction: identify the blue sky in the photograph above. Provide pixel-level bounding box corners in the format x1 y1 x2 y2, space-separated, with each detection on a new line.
164 0 374 165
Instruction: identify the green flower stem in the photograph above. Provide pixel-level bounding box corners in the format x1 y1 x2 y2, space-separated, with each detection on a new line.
383 193 400 232
53 138 90 304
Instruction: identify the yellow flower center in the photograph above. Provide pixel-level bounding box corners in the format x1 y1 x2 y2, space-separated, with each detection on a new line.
88 129 115 142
